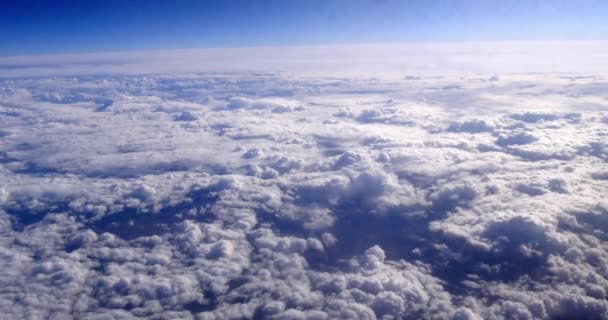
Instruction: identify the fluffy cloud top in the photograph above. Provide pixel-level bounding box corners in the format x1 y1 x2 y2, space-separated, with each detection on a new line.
1 51 608 319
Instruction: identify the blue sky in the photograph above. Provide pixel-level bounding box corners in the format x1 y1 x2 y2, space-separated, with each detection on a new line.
1 0 607 56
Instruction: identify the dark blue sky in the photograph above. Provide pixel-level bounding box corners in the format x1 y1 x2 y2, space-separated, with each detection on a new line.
2 0 607 56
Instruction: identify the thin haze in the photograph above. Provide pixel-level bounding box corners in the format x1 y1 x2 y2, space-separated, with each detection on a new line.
2 0 608 56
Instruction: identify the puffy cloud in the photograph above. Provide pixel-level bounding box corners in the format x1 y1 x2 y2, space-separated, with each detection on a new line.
495 131 539 147
1 68 608 319
447 120 496 133
226 97 302 113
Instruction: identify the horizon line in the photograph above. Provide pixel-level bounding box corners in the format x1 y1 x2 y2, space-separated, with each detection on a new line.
3 39 608 59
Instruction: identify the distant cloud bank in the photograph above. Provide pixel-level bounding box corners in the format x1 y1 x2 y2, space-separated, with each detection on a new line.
2 41 608 78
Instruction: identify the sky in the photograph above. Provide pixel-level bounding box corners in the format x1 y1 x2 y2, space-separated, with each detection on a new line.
2 0 608 56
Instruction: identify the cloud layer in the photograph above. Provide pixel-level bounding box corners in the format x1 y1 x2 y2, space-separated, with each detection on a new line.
2 42 608 78
1 55 608 319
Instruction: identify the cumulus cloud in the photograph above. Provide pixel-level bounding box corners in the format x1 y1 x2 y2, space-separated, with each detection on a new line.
1 54 608 319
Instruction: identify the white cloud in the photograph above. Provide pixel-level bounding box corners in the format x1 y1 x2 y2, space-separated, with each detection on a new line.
1 42 608 78
1 51 608 318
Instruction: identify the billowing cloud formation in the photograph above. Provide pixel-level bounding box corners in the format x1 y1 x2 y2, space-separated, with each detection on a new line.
1 66 608 319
